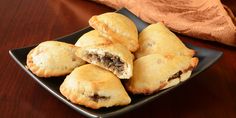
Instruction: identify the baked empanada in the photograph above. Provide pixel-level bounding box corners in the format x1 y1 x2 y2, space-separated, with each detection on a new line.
126 54 198 95
75 30 110 47
76 42 133 79
135 22 195 58
27 41 86 78
60 64 131 109
89 12 139 52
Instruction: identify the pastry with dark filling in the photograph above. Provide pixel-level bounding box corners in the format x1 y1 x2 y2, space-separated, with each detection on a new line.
126 54 198 95
59 64 131 109
76 42 133 79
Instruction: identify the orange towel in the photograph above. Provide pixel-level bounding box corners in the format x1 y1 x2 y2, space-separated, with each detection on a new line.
95 0 236 47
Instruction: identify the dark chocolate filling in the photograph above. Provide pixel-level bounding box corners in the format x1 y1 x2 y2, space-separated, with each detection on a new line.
89 94 110 102
168 71 183 81
86 52 125 74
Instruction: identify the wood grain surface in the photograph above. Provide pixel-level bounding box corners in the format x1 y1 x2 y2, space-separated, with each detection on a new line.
0 0 235 118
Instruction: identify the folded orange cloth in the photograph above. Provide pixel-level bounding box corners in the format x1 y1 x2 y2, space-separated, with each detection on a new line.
95 0 236 47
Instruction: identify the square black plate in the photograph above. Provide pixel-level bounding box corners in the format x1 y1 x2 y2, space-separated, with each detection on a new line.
9 8 223 118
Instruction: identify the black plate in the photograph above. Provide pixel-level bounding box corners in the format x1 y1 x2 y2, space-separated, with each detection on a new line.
9 8 223 118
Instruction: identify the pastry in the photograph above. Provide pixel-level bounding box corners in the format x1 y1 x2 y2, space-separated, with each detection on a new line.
89 12 139 52
26 41 86 78
126 54 198 95
135 22 195 59
60 64 131 109
76 42 133 79
75 30 110 47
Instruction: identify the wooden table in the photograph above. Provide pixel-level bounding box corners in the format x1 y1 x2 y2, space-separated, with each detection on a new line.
1 0 236 118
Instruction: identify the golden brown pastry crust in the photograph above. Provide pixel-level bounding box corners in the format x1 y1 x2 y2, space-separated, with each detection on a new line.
135 22 195 59
89 12 139 52
76 42 133 79
26 41 86 78
75 30 111 47
126 54 198 95
60 64 131 109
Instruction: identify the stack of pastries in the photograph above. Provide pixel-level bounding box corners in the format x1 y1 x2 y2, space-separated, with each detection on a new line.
26 12 198 109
